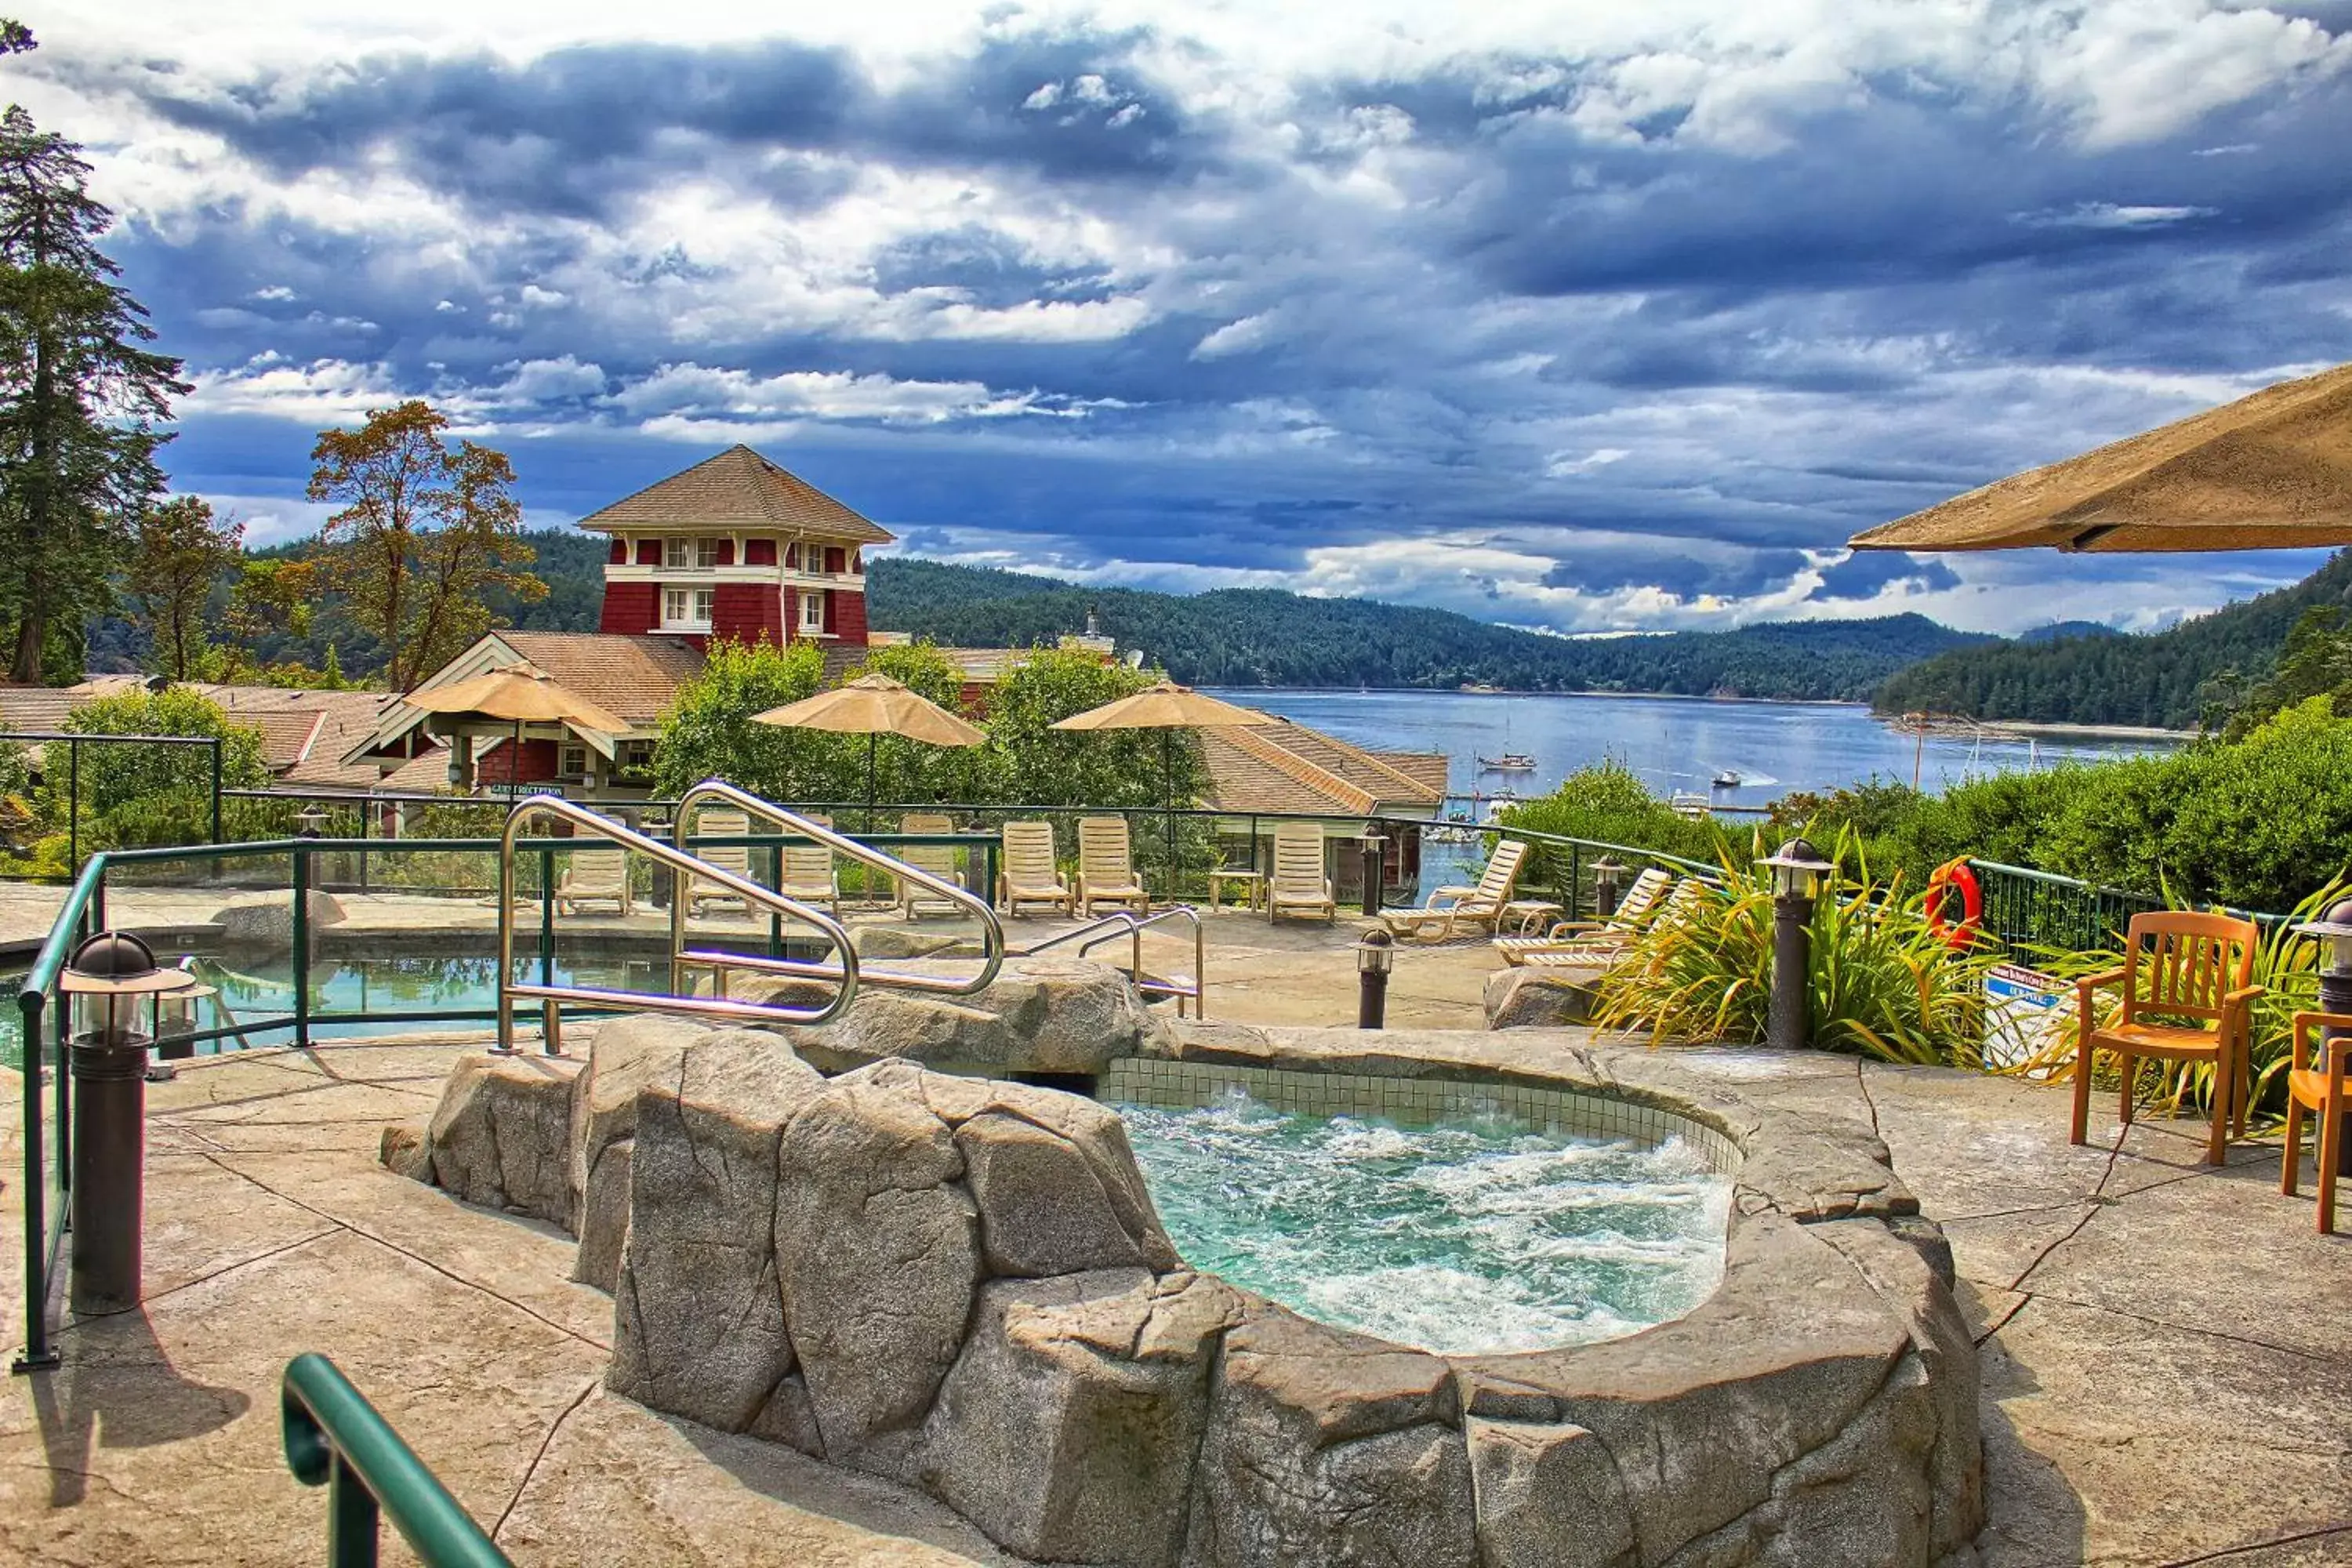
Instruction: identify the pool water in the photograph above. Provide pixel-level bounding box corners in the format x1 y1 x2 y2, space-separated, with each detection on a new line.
1116 1091 1732 1355
1 950 675 1070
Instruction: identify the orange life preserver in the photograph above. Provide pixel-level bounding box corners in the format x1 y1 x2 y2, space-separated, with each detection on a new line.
1925 858 1984 950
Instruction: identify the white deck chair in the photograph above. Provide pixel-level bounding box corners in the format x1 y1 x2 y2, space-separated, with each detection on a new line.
1382 838 1529 942
779 812 838 918
1522 878 1715 969
556 844 633 916
1494 866 1674 964
687 808 754 916
897 812 965 920
1265 822 1336 924
1076 816 1149 918
998 820 1073 917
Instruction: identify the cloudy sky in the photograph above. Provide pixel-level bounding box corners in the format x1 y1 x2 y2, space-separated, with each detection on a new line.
17 1 2352 634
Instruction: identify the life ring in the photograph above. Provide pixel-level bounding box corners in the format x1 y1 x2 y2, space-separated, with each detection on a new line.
1925 858 1984 950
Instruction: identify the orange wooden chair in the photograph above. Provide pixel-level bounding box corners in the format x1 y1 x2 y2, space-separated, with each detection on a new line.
2069 910 2263 1166
2281 1010 2352 1234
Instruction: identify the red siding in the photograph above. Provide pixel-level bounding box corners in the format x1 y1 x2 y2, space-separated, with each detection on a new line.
746 538 777 566
831 587 868 646
600 580 659 635
825 546 845 574
713 583 784 646
635 539 661 567
607 538 626 564
477 737 561 788
716 538 736 566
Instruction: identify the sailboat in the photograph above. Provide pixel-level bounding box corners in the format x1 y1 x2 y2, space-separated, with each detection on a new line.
1476 700 1537 771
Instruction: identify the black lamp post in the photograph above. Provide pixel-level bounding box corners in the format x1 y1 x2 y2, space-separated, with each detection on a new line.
1359 833 1386 918
2294 897 2352 1176
1356 928 1394 1029
1758 837 1835 1051
60 931 196 1315
1592 855 1626 919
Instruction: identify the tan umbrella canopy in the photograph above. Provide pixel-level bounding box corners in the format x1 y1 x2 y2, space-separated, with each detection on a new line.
1849 361 2352 554
1052 681 1274 866
402 662 630 788
753 673 985 822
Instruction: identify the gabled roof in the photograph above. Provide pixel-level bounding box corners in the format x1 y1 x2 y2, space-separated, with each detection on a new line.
577 445 896 545
343 630 706 768
1200 720 1447 819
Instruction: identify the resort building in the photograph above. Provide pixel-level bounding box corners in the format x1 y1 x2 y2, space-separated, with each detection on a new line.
1200 717 1448 895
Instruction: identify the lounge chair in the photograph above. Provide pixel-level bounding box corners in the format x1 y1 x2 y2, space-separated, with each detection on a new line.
779 812 838 918
998 820 1073 917
686 808 754 916
1076 816 1150 918
2071 909 2261 1167
1519 879 1713 970
556 844 633 916
1383 838 1529 942
1266 822 1335 924
1493 866 1674 964
897 812 965 920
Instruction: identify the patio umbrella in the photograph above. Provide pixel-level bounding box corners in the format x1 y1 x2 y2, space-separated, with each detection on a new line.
1051 681 1274 872
401 662 629 789
1849 360 2352 554
752 673 985 827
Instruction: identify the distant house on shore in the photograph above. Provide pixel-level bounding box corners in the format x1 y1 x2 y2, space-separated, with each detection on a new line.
0 676 409 790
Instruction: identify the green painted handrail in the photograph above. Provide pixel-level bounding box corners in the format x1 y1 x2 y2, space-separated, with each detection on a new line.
281 1353 513 1568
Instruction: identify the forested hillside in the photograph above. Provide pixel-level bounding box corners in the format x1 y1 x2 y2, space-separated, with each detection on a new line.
89 532 1994 701
1873 550 2352 728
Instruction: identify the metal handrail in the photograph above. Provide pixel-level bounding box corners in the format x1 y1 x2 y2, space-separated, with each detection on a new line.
281 1352 513 1567
1019 903 1208 1019
496 795 861 1051
670 779 1004 1000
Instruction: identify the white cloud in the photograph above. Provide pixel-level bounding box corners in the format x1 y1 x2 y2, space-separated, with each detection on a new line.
608 362 1076 426
2013 201 2218 229
1192 312 1277 360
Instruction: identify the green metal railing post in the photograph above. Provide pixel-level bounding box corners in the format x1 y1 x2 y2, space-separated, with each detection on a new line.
12 985 55 1372
281 1352 514 1568
292 846 311 1049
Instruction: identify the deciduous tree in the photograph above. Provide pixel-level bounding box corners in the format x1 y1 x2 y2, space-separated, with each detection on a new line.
127 495 242 681
307 401 545 689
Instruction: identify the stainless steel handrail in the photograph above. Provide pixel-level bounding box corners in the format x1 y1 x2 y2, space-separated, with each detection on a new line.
1020 903 1207 1019
497 795 860 1052
670 779 1005 1000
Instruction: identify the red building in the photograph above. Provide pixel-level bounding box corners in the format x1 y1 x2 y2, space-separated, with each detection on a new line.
583 443 891 651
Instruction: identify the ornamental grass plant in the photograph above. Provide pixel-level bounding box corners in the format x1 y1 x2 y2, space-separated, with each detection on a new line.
1592 828 2003 1065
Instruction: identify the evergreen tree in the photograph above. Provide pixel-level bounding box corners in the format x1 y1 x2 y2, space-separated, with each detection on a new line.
0 27 187 681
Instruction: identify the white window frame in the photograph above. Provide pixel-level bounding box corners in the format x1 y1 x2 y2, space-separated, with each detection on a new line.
558 743 589 779
663 586 714 630
799 588 827 633
663 537 720 570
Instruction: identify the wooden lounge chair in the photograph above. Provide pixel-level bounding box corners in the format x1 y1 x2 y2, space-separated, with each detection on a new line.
1076 816 1150 918
2281 1009 2352 1233
1382 838 1529 942
687 808 755 916
1494 866 1674 964
556 844 633 916
1519 879 1713 971
998 820 1073 917
2071 910 2262 1167
897 812 964 920
779 812 838 918
1266 822 1335 924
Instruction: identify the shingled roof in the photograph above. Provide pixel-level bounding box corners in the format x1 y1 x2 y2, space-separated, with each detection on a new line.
1200 720 1447 818
577 445 896 545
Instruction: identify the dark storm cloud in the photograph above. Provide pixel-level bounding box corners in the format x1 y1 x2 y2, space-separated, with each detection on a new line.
53 7 2352 631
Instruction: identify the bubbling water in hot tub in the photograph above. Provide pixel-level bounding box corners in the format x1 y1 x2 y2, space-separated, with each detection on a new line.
1116 1090 1733 1356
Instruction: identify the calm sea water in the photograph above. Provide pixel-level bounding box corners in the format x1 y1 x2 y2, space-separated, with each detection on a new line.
1203 688 2179 805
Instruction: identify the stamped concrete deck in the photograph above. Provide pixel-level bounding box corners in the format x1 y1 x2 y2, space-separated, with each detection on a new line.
5 1024 2350 1566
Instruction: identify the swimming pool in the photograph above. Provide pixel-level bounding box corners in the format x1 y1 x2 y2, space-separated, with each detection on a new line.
1117 1089 1733 1355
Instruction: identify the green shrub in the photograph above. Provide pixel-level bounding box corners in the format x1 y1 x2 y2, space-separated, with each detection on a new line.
1497 760 1730 887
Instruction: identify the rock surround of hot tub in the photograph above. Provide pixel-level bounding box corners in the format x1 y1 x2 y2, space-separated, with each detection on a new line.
386 1006 1982 1568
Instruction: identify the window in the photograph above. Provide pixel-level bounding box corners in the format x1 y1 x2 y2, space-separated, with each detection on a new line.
559 744 589 779
615 740 655 780
663 586 714 629
800 588 827 633
663 537 720 569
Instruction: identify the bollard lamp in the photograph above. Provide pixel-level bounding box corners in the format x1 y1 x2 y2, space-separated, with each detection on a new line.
1355 928 1396 977
1758 837 1835 899
1592 855 1626 918
1354 927 1394 1030
296 804 328 838
60 931 197 1316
